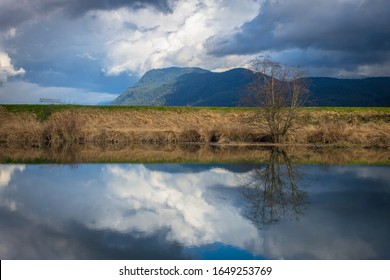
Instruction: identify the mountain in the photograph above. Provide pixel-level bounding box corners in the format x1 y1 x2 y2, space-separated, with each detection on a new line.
164 68 254 106
112 67 210 105
308 77 390 106
113 67 390 107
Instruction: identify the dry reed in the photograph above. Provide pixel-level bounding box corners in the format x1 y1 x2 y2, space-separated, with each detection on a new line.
307 120 349 144
0 106 389 148
42 110 84 144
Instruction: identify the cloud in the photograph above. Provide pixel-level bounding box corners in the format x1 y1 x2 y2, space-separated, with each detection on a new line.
1 164 389 259
206 0 390 76
98 0 261 75
270 48 390 77
102 165 262 249
0 51 25 83
1 0 389 99
335 166 390 190
0 0 177 83
0 208 188 259
0 0 174 32
0 165 25 188
0 0 260 93
1 14 137 92
58 0 175 17
0 81 117 104
0 164 263 258
208 0 390 54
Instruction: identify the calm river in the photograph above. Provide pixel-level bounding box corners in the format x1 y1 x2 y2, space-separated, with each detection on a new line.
0 150 389 259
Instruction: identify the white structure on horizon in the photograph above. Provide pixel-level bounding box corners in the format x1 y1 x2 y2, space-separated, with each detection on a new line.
39 98 63 104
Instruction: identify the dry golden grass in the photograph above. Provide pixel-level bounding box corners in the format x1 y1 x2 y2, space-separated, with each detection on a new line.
42 110 84 144
0 107 42 144
307 120 349 144
0 106 389 148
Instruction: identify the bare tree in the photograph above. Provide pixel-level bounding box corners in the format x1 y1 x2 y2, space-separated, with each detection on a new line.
245 56 309 143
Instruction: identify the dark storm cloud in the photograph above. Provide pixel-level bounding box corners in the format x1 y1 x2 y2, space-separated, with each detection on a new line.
0 0 173 31
208 0 390 54
206 0 390 70
59 0 174 17
0 207 188 259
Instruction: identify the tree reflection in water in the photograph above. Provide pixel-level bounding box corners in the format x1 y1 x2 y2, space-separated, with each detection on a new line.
242 147 307 227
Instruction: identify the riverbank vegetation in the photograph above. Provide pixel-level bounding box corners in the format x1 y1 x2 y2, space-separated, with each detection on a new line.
1 143 389 165
0 105 389 148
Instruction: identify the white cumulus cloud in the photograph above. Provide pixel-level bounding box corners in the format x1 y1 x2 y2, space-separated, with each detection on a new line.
99 0 261 75
0 51 25 83
0 165 25 188
101 165 262 250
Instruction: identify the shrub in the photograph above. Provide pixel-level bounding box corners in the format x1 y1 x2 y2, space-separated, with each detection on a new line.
307 120 348 144
178 129 202 142
208 130 221 143
42 111 83 144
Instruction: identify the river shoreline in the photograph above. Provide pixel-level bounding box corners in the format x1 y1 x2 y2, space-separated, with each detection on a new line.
1 142 389 164
1 105 389 148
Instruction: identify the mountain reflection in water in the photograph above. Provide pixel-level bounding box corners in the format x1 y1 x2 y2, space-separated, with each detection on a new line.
0 148 389 260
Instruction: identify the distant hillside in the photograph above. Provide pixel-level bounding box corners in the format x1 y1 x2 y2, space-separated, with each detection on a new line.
113 67 390 107
308 77 390 106
112 67 210 105
164 68 254 106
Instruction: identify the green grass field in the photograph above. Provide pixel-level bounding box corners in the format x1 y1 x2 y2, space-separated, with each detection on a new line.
2 104 389 123
3 104 389 113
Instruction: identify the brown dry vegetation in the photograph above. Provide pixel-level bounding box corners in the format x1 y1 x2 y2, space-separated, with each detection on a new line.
1 143 389 164
0 106 389 148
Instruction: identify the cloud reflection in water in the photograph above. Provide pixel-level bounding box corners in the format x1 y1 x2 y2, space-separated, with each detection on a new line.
0 161 389 259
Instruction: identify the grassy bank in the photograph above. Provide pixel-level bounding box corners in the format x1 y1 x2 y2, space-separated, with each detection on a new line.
1 105 389 148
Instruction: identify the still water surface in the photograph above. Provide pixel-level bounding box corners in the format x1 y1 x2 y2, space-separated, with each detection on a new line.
0 158 389 259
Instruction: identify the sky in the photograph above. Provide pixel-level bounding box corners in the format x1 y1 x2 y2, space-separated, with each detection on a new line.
0 0 389 104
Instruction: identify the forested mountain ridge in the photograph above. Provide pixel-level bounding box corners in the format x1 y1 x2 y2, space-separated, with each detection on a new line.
112 67 210 105
113 67 390 107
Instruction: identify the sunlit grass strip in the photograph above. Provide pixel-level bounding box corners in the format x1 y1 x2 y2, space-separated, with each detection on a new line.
301 107 390 113
3 104 389 112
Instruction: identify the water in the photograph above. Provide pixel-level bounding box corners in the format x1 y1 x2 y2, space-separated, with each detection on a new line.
0 157 389 259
